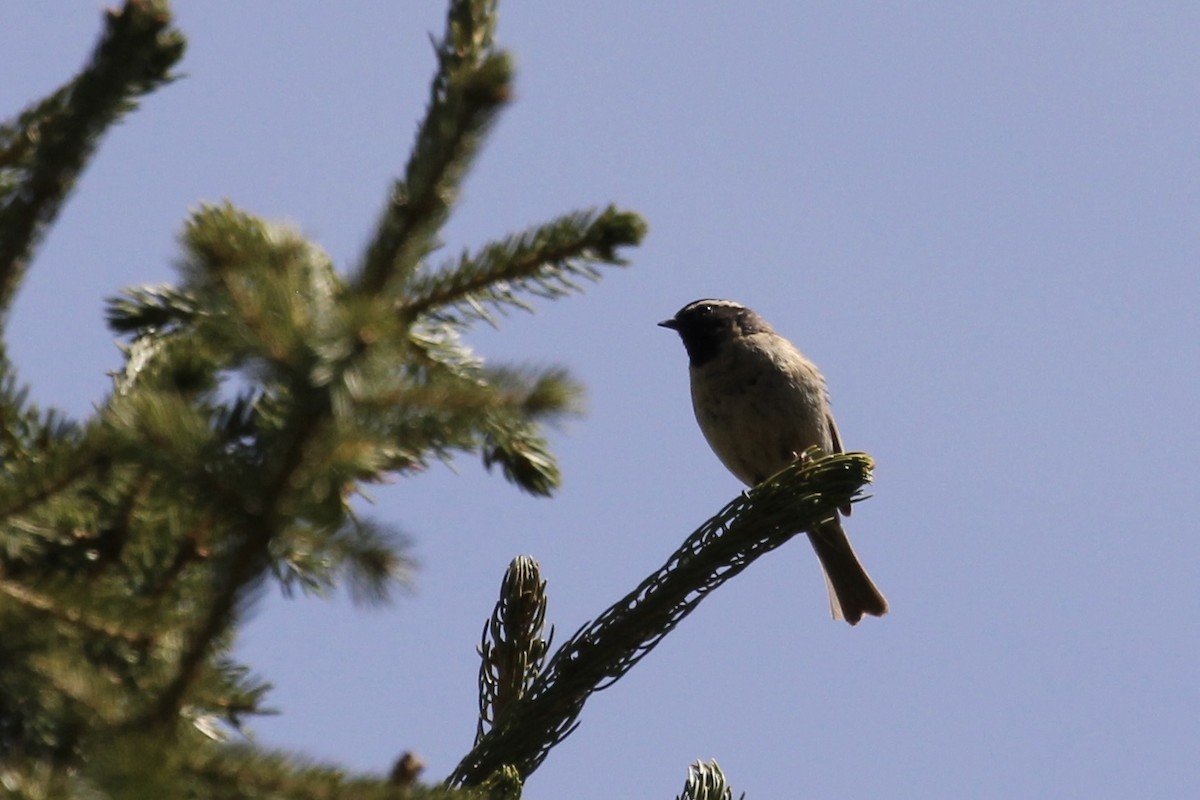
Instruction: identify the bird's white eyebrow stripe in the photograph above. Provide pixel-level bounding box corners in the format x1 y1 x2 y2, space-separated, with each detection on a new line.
683 299 745 311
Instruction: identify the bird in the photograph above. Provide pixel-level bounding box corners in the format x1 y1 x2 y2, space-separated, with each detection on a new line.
659 299 887 624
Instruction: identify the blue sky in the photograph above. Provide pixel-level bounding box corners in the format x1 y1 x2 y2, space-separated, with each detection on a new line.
5 2 1198 797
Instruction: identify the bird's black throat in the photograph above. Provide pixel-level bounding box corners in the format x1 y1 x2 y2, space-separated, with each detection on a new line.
674 327 724 367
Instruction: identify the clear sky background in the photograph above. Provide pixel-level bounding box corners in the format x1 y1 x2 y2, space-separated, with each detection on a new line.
5 3 1198 798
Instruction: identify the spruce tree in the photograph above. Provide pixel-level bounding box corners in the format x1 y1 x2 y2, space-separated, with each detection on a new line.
0 1 872 797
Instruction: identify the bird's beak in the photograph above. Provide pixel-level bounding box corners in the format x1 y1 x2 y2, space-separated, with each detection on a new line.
658 318 678 330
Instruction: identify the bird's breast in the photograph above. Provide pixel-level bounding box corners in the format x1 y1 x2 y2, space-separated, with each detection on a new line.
688 336 832 486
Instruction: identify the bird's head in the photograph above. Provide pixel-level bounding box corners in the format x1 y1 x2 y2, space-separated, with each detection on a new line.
659 299 772 366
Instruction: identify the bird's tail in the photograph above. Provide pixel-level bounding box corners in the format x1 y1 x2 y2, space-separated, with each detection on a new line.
807 518 888 625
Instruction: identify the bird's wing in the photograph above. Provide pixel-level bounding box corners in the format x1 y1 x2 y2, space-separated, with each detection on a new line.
825 410 853 517
826 410 845 454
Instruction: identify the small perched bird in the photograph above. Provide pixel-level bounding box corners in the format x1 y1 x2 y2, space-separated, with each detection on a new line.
660 299 888 624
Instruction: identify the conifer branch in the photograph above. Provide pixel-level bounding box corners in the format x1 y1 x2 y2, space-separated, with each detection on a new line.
365 355 583 495
479 418 561 497
361 365 581 419
358 0 511 293
0 579 150 645
0 0 184 318
477 766 523 799
676 760 744 800
446 451 875 786
141 401 328 726
0 432 97 520
106 283 201 335
1 0 649 790
91 740 483 800
271 517 415 606
476 556 552 744
0 354 81 469
400 206 647 325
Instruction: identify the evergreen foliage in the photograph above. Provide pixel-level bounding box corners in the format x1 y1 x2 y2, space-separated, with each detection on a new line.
0 1 873 797
447 452 873 788
675 760 744 800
